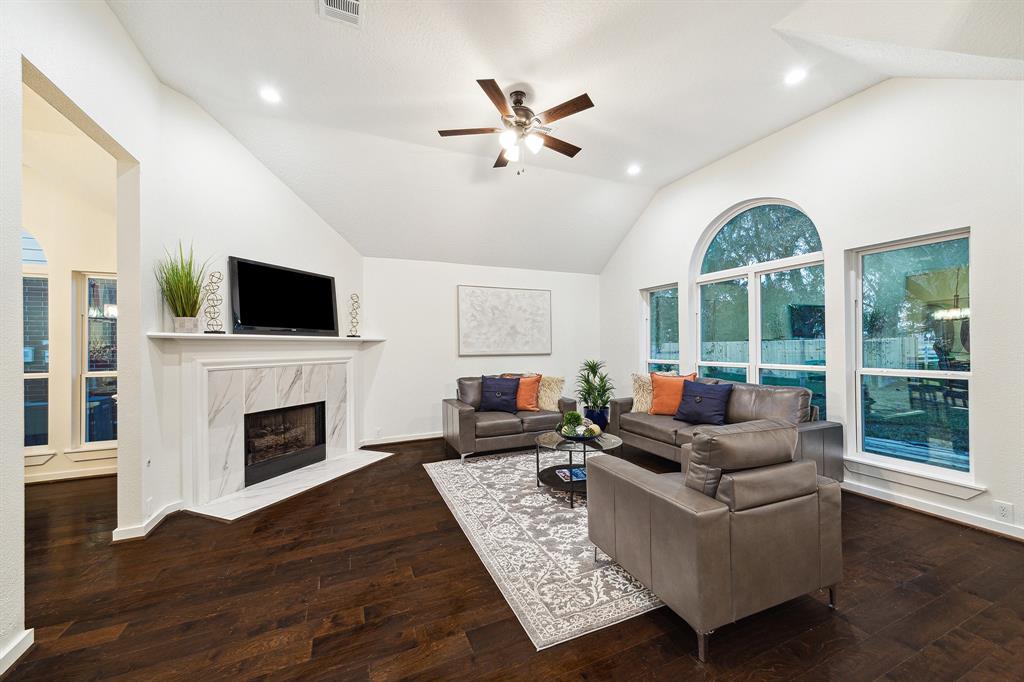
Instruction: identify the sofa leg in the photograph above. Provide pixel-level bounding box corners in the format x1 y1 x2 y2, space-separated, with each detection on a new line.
461 453 467 465
697 631 712 663
828 585 837 610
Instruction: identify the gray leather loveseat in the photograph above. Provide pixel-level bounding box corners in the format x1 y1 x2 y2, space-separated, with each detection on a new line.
442 377 576 462
588 418 842 662
608 378 844 481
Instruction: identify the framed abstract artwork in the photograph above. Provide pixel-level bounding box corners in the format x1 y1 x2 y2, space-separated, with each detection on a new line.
457 285 552 356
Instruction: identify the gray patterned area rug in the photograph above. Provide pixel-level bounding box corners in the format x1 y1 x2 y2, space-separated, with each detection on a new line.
424 449 663 650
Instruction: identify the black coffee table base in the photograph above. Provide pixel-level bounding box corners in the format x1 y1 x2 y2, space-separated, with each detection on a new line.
537 465 587 508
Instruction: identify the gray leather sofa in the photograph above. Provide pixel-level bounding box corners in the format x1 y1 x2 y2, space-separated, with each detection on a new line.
608 378 844 481
442 377 576 462
588 419 842 662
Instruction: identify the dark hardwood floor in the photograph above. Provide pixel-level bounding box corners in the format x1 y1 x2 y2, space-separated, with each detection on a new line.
8 440 1024 680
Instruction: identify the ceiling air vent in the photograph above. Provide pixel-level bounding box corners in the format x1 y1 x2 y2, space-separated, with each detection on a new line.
319 0 360 27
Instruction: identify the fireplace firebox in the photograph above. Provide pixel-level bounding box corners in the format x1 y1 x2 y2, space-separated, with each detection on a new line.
244 401 327 486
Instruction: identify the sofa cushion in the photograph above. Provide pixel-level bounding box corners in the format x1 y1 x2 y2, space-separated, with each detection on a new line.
724 383 812 424
480 376 520 413
457 377 482 408
475 411 524 437
518 410 562 433
507 374 542 411
619 412 680 443
685 419 798 497
650 372 697 415
673 423 701 446
537 376 565 412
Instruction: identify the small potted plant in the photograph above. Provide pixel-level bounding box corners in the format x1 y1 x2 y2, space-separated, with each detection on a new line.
558 410 602 440
576 359 615 430
156 241 208 333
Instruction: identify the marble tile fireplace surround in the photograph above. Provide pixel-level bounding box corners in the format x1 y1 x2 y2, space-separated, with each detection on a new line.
152 336 391 522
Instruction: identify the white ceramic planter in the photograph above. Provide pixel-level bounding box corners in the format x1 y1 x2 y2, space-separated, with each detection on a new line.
172 316 199 333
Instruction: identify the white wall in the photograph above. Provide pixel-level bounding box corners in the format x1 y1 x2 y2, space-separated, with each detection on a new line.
600 78 1024 538
361 258 601 444
0 1 363 666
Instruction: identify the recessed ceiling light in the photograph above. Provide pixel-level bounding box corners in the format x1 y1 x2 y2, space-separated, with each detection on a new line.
259 86 282 104
626 164 642 176
784 68 808 86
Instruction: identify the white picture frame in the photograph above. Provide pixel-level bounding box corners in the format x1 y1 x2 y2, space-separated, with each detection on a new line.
457 285 552 356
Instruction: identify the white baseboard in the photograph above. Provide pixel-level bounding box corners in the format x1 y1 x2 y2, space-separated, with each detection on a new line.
360 431 442 447
842 479 1024 541
112 500 183 542
24 464 117 484
0 628 34 675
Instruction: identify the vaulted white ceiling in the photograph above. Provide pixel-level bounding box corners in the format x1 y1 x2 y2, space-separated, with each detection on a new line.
107 0 1022 273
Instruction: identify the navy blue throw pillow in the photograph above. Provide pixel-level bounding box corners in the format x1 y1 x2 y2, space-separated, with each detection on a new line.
479 376 520 413
674 380 733 425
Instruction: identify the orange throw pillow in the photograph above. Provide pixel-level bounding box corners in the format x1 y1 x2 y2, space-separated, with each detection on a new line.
515 374 542 411
649 372 697 415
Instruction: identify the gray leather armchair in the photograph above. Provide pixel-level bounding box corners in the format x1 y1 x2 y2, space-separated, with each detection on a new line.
607 378 844 481
588 419 842 662
442 376 576 462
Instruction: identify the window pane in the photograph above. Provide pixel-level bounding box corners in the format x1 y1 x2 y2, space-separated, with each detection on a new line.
761 265 825 366
761 369 826 419
23 276 48 373
87 278 118 371
647 362 679 373
649 287 678 360
701 204 822 274
25 378 48 446
700 278 748 362
21 231 47 265
85 377 118 442
861 375 968 472
862 237 970 371
698 365 747 383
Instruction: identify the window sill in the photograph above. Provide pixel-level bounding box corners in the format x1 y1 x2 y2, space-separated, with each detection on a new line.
844 455 986 500
65 443 117 455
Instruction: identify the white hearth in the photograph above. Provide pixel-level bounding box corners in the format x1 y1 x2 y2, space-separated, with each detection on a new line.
153 335 390 521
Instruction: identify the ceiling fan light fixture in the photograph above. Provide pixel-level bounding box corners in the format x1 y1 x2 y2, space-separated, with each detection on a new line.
525 133 543 154
504 144 521 162
499 129 519 151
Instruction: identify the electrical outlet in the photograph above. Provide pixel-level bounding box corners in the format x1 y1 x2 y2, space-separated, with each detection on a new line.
993 500 1014 523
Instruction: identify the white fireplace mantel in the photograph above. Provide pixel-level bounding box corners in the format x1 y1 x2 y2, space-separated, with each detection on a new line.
148 332 385 343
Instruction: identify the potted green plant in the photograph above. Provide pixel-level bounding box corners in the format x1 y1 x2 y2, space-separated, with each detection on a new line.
576 359 615 430
155 242 208 333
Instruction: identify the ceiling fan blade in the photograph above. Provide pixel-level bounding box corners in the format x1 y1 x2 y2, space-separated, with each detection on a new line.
535 93 594 125
477 79 512 118
537 133 581 158
438 127 502 137
493 150 509 168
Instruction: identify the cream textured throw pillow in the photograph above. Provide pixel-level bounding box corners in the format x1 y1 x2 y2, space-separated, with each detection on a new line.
537 376 565 412
631 371 678 413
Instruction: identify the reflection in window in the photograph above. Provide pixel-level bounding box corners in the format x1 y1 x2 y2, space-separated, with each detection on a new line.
85 376 118 442
23 277 48 373
649 288 678 361
760 265 825 366
861 375 968 472
700 278 748 362
862 238 970 372
87 278 118 371
82 276 118 444
701 204 822 274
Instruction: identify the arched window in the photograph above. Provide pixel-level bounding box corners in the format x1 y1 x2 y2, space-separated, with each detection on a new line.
696 202 826 416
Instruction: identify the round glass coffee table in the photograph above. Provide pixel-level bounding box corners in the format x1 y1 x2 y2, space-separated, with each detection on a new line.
535 431 623 508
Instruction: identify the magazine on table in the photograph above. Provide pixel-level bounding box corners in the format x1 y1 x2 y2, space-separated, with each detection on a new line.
555 468 587 482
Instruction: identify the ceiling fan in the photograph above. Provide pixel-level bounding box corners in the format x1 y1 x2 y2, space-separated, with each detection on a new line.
438 79 594 168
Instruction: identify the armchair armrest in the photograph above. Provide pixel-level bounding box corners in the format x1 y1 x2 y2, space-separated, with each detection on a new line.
442 398 475 456
558 396 577 413
587 454 730 633
607 397 633 434
795 420 844 482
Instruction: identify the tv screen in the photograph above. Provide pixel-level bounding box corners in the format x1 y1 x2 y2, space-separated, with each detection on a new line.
229 257 338 336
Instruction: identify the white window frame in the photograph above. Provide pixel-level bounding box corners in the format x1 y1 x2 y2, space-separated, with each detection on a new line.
78 272 118 449
22 265 50 453
852 230 972 481
641 284 680 373
693 202 825 404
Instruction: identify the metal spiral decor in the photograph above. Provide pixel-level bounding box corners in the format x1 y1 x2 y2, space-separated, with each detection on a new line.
347 293 360 337
203 271 225 334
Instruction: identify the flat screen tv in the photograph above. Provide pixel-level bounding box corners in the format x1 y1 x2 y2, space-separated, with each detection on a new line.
229 257 338 336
